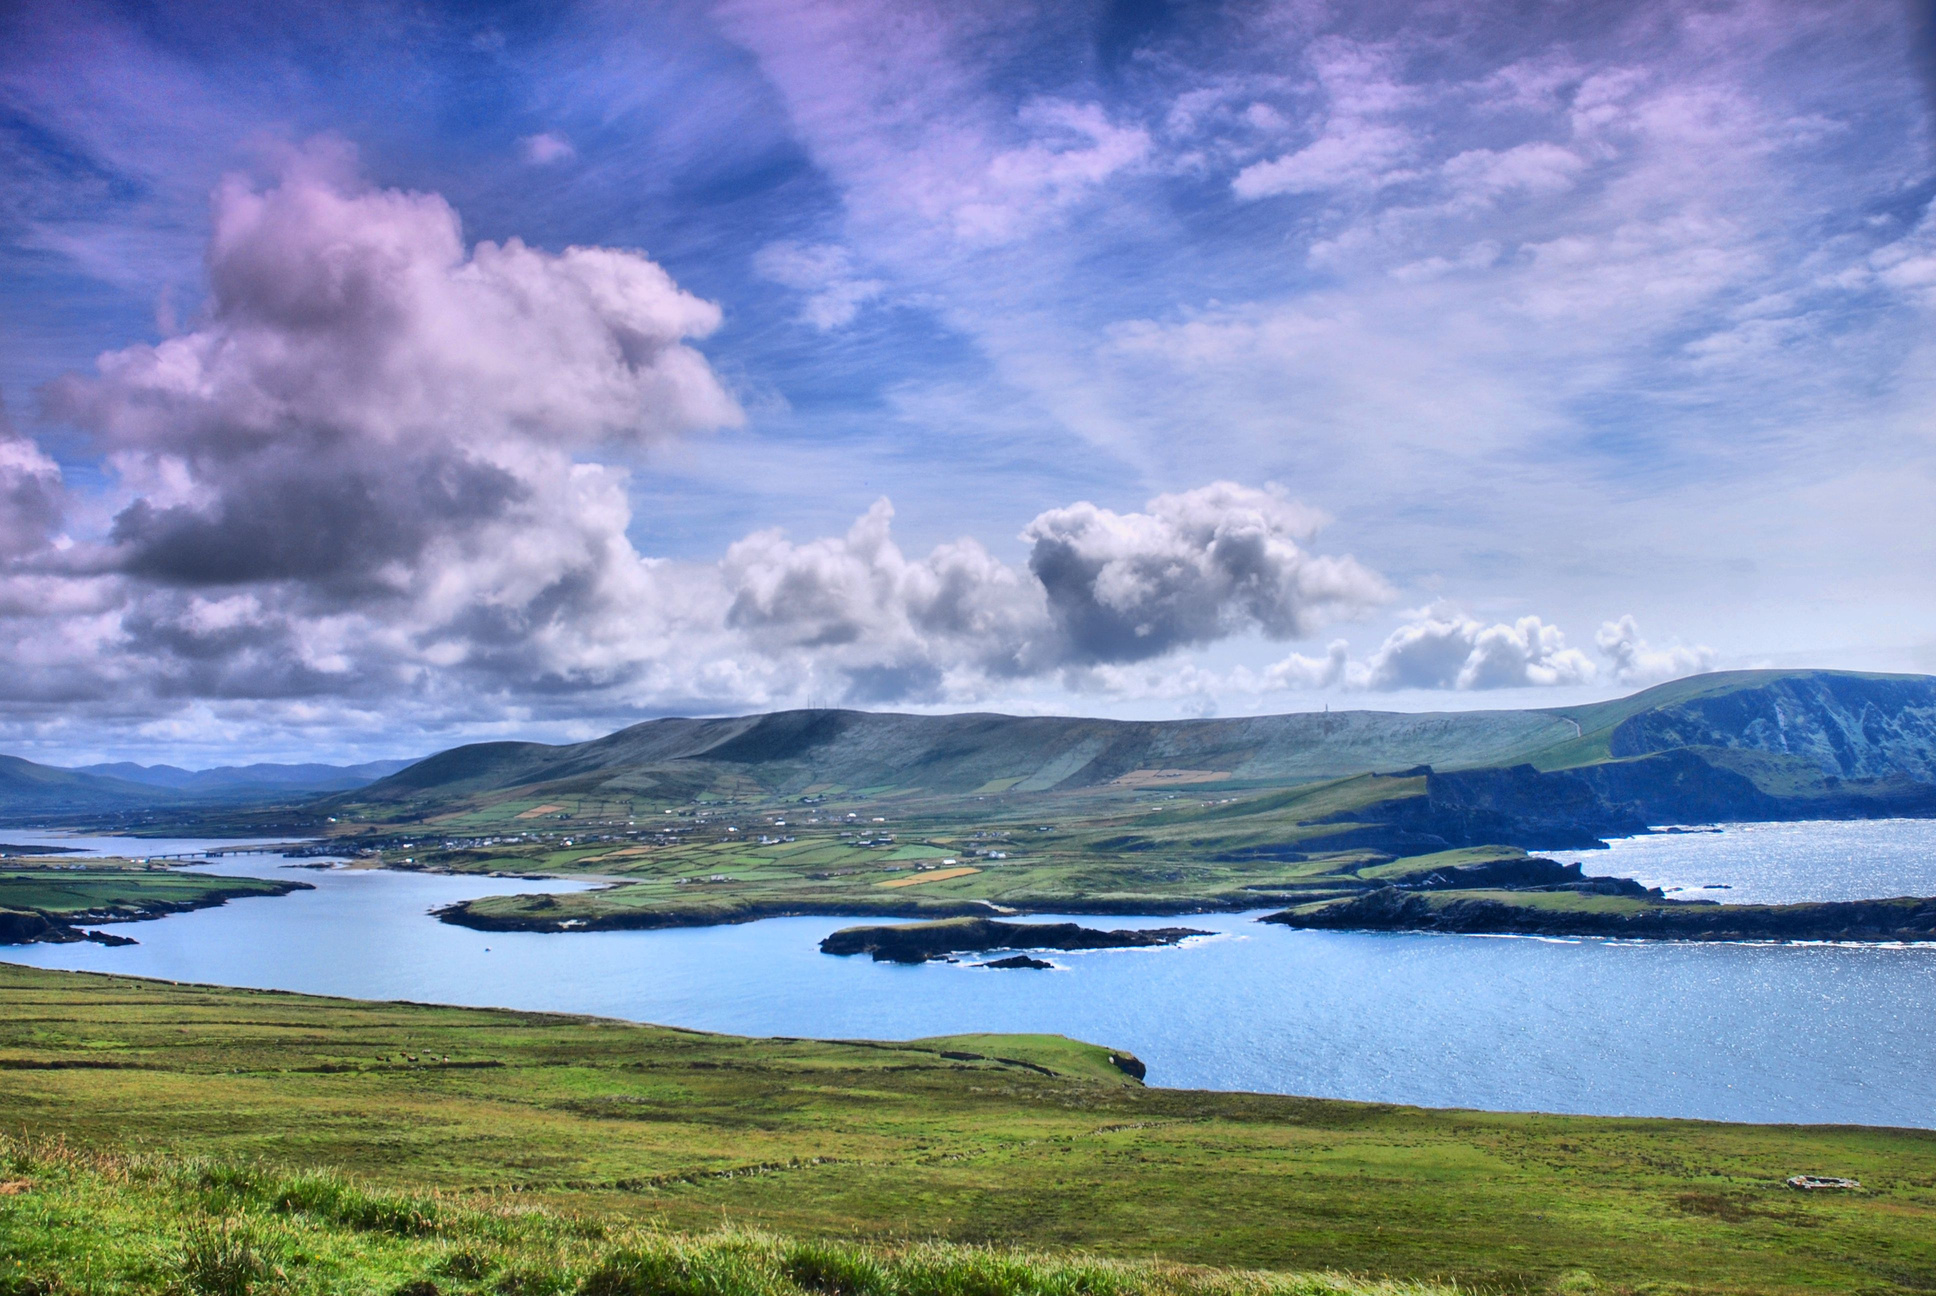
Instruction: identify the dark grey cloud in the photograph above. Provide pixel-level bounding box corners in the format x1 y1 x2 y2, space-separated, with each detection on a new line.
0 402 62 561
1024 483 1390 666
108 453 526 589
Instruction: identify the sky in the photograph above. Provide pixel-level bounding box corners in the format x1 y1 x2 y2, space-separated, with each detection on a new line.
1 0 1933 766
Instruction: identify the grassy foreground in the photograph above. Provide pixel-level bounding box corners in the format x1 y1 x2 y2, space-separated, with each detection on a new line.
3 968 1935 1293
0 1138 1434 1296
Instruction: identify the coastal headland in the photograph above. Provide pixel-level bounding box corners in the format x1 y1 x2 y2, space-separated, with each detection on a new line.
0 860 309 947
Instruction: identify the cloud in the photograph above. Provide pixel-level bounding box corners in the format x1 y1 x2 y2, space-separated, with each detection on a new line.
753 241 884 328
1440 142 1585 202
15 145 1400 729
519 132 576 164
0 403 63 561
45 138 739 595
719 483 1387 696
1255 610 1597 692
1596 614 1716 685
1232 38 1418 198
0 141 1393 724
0 141 754 718
1265 639 1352 690
1358 610 1598 690
1234 124 1414 198
1022 483 1390 664
1870 200 1936 308
1250 609 1720 694
711 2 1148 254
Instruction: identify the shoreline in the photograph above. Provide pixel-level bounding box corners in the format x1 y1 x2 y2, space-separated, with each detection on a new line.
1264 888 1936 943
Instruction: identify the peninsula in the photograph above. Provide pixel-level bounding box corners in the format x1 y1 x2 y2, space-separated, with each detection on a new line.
0 860 309 946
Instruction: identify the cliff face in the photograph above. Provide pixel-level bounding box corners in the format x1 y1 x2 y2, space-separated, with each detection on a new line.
1608 674 1936 782
1420 765 1645 848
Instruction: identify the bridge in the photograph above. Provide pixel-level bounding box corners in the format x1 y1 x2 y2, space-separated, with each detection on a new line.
137 845 293 861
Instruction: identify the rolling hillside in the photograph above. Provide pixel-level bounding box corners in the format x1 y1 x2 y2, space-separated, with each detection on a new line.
340 670 1936 820
0 756 175 818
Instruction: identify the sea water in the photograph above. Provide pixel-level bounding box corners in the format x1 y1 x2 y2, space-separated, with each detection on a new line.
3 822 1933 1128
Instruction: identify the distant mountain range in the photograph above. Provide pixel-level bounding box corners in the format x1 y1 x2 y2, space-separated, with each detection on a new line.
76 760 417 794
0 757 419 818
5 669 1934 828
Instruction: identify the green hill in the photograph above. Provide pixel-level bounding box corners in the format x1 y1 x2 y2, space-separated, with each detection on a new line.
0 754 174 817
337 670 1936 821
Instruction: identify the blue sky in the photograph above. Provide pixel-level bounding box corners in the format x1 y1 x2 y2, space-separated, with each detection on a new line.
1 0 1932 764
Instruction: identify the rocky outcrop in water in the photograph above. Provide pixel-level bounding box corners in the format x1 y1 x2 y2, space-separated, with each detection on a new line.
1376 855 1661 897
821 916 1211 964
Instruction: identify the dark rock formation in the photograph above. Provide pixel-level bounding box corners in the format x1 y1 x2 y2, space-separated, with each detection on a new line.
978 954 1055 969
0 908 80 945
821 916 1211 963
1263 888 1936 942
1377 855 1661 898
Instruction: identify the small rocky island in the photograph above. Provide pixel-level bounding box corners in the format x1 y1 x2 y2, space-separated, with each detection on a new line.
821 916 1211 964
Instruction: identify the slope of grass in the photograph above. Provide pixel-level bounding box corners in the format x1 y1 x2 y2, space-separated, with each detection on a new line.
2 966 1934 1293
0 1138 1439 1296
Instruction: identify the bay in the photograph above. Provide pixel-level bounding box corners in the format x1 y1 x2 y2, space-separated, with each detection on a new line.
3 822 1934 1129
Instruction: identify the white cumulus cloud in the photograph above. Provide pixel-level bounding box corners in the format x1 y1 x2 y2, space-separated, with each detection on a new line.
1358 610 1599 690
1596 614 1717 685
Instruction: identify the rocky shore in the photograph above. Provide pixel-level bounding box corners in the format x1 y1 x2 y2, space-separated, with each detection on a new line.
0 879 311 948
0 908 137 946
820 915 1211 963
1264 889 1936 942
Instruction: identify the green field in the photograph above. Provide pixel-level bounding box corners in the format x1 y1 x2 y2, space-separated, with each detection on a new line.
0 861 301 920
3 966 1933 1294
391 775 1431 932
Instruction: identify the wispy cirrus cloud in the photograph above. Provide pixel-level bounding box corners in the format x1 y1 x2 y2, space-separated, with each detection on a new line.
0 0 1924 761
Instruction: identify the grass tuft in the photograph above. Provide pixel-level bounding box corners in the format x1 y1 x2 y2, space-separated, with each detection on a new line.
178 1217 273 1296
269 1169 441 1236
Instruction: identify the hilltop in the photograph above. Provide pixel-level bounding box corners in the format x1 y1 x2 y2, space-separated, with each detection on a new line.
333 669 1936 829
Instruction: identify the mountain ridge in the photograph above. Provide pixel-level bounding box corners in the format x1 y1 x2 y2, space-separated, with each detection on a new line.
338 669 1936 822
